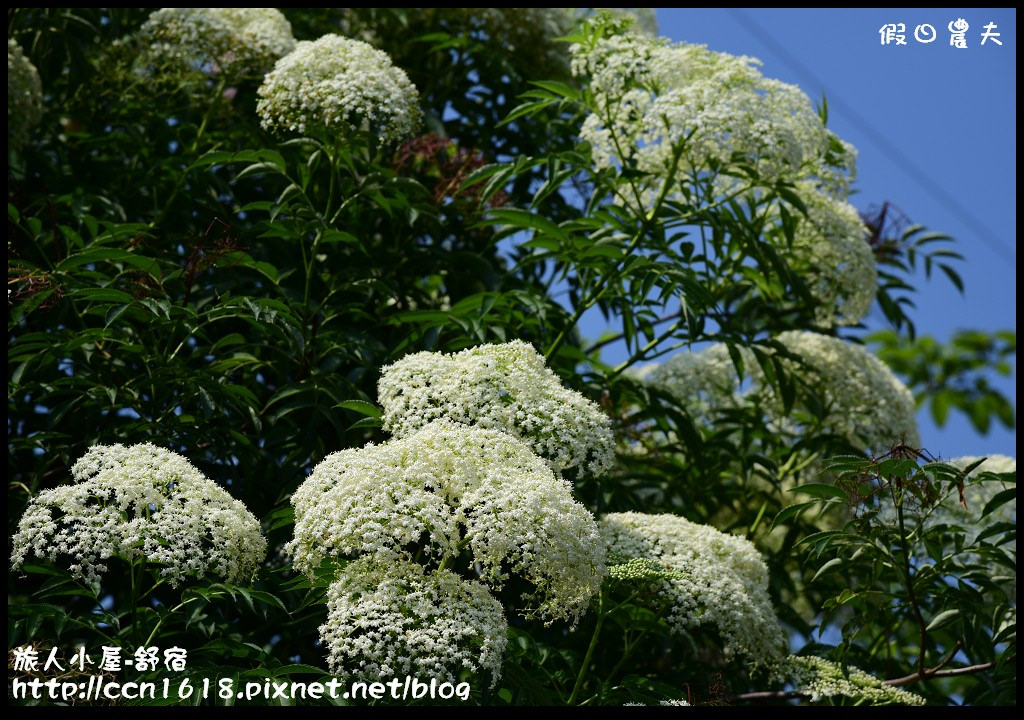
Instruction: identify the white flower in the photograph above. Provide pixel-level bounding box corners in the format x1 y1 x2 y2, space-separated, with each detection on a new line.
571 23 874 328
645 343 751 423
572 30 829 187
650 334 918 452
139 8 296 78
774 183 877 327
601 512 786 663
321 559 508 687
784 655 925 705
8 39 43 150
11 444 266 586
378 340 614 476
257 34 421 144
288 421 605 624
770 331 919 450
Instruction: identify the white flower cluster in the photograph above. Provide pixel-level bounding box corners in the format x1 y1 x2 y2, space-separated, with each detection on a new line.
290 421 605 624
139 8 296 79
771 331 919 450
257 34 421 144
321 559 507 686
624 699 691 706
600 512 786 663
378 340 614 476
8 39 43 151
296 340 611 683
783 182 877 327
784 655 925 706
11 444 266 586
571 22 876 327
645 343 750 424
295 342 613 682
572 31 828 185
650 333 919 452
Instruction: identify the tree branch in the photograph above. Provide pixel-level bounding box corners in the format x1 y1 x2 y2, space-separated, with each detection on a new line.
884 658 1007 688
731 689 803 702
730 654 1012 703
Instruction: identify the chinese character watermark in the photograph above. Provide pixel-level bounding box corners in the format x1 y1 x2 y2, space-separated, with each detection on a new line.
913 24 937 44
980 22 1002 46
879 23 908 45
948 18 969 48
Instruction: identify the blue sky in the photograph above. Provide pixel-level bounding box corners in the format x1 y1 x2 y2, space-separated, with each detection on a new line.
583 8 1015 459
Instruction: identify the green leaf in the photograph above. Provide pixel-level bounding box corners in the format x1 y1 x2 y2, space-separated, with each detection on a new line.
811 557 844 583
791 483 848 501
529 79 581 101
925 608 961 632
348 416 383 430
70 288 135 303
193 149 286 174
247 590 289 614
335 400 383 418
57 248 161 276
981 488 1016 518
796 530 847 548
487 208 567 243
770 502 816 531
271 664 329 677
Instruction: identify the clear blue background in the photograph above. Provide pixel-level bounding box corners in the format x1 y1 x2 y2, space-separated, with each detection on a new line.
584 8 1016 460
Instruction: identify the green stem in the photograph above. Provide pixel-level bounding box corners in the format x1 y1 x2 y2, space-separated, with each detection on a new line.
545 142 684 361
567 591 605 705
608 318 684 379
142 594 207 649
129 560 139 644
596 603 668 699
896 493 929 676
604 632 644 689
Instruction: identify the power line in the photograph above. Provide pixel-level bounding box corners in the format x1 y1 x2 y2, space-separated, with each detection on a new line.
726 9 1016 264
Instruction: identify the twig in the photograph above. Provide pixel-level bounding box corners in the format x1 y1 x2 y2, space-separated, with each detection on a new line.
884 659 1006 688
730 655 1011 703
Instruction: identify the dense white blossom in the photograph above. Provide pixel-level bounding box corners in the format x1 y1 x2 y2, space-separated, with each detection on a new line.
8 39 43 151
321 559 507 686
257 34 421 143
778 183 876 326
11 444 266 586
572 22 875 329
379 340 614 476
770 331 919 450
600 512 786 663
139 8 295 78
645 344 750 423
811 132 859 197
289 421 605 623
651 334 918 452
784 656 925 705
572 30 829 188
